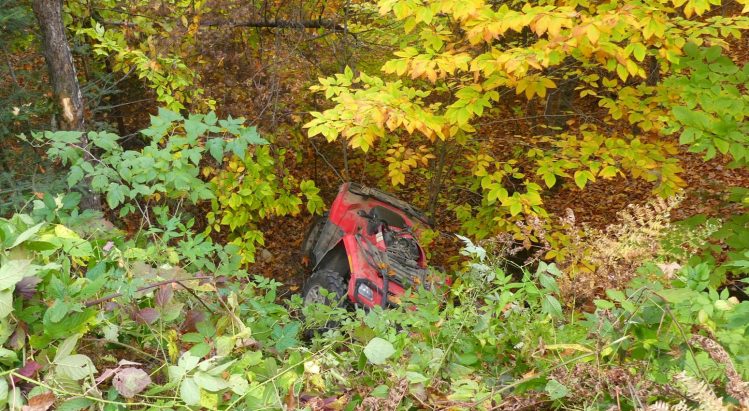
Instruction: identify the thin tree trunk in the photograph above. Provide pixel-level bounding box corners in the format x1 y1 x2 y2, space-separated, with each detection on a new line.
33 0 100 210
427 140 448 217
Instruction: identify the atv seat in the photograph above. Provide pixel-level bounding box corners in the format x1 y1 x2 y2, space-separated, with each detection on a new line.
371 205 407 229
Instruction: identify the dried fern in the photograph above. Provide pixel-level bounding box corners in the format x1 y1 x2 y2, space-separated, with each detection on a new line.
642 372 730 411
558 196 684 301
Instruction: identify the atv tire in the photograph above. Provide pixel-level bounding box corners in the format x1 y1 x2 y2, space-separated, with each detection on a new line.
302 270 349 337
302 269 349 307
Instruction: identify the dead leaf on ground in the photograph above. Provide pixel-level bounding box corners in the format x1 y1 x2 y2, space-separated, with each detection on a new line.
21 392 55 411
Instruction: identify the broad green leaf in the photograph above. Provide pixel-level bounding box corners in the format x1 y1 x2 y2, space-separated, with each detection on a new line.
47 300 71 323
67 165 84 187
178 352 201 372
0 291 12 318
239 127 268 145
406 371 429 383
56 398 93 411
106 183 127 209
180 377 201 406
542 295 563 318
56 354 96 380
543 173 556 188
229 374 249 395
0 379 7 403
193 371 230 391
545 379 569 400
9 223 43 249
0 260 30 290
605 289 626 302
574 170 588 189
594 299 615 309
205 138 225 163
54 334 81 362
363 337 395 365
0 348 17 366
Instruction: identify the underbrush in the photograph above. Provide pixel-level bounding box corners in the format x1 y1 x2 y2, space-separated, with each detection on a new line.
0 197 748 410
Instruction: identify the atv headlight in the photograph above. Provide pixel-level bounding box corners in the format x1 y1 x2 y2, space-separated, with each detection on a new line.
357 283 374 301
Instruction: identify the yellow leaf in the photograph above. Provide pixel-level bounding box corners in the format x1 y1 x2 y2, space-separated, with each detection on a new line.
525 82 535 99
626 59 639 76
426 67 438 83
533 15 550 36
616 64 628 81
586 25 600 45
541 77 557 89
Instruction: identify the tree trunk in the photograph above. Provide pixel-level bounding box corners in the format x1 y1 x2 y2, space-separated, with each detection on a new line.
32 0 84 130
33 0 100 210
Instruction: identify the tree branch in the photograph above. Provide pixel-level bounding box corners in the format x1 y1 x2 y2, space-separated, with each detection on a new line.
200 18 344 31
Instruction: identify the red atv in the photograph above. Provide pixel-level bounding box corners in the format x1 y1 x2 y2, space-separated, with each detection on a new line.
301 183 434 309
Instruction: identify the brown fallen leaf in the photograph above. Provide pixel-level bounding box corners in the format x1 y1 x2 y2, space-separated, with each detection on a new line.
22 392 55 411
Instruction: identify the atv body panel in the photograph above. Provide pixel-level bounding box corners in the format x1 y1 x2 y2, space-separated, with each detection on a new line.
302 183 432 308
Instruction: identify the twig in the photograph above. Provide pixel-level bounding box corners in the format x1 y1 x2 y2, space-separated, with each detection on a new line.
82 337 160 362
175 280 216 315
308 137 345 183
84 275 211 307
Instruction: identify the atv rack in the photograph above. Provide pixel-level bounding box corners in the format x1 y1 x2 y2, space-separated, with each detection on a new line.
347 182 434 227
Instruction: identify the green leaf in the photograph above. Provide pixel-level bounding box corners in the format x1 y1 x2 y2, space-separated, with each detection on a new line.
543 173 556 188
370 385 389 398
228 375 249 395
574 170 588 189
184 115 210 141
0 379 7 404
0 348 17 366
714 138 729 154
9 223 43 249
205 138 225 163
538 273 559 292
599 165 618 178
56 354 96 380
363 337 395 365
180 377 201 406
545 379 569 400
91 132 120 151
605 289 626 302
56 398 93 411
47 299 71 323
106 183 127 209
67 165 84 187
193 371 230 392
0 290 12 318
54 334 81 362
0 260 30 289
542 295 563 318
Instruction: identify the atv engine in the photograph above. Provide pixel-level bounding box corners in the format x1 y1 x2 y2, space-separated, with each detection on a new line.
384 232 429 288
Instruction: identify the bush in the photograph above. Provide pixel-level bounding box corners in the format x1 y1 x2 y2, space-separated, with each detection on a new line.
1 212 747 410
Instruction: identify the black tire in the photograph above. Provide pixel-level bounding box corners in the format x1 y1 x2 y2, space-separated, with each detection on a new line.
302 269 349 307
301 270 349 336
